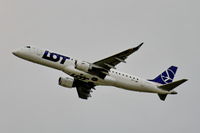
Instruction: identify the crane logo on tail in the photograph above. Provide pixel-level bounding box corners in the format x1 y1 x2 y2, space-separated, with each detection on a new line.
149 66 177 84
161 69 175 84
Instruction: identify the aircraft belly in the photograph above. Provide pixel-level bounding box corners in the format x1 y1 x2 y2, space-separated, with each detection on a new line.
114 78 159 93
62 66 106 85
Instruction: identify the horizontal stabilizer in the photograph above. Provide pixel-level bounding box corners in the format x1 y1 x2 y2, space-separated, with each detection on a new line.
158 79 188 91
158 79 188 101
158 94 167 101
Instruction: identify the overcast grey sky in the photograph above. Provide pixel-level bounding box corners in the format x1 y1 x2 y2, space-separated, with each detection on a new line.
0 0 199 133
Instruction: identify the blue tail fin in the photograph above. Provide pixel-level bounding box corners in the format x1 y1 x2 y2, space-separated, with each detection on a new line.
149 66 178 84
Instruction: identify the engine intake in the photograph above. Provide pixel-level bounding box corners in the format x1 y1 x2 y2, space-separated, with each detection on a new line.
58 77 75 88
75 61 92 73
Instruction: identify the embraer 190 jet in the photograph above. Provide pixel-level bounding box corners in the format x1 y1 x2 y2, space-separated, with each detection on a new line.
13 43 188 101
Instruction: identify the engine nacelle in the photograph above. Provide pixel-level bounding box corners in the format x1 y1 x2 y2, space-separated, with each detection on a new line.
75 61 92 73
58 77 74 88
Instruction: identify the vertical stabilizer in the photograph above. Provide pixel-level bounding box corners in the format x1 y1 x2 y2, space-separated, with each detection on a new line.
149 66 177 84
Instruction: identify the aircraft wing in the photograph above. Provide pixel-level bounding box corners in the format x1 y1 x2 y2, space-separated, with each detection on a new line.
75 79 95 99
93 43 143 71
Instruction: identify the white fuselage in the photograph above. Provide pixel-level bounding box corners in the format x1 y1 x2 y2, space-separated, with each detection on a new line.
13 46 170 95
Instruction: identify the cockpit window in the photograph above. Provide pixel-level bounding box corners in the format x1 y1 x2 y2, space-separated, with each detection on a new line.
26 46 31 48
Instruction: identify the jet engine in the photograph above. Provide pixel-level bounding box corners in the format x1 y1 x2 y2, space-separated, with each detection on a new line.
75 61 92 73
58 77 75 88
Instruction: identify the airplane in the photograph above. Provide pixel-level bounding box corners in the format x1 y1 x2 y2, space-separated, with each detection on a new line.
12 43 188 101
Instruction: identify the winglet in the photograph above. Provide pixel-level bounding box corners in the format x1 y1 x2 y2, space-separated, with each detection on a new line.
134 42 143 51
138 42 144 48
129 42 144 53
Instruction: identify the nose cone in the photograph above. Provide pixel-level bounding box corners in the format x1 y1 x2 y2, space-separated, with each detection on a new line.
12 51 16 55
12 50 19 56
12 48 30 60
12 49 24 58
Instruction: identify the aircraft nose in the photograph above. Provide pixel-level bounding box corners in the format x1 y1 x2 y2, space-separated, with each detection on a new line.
12 50 20 56
12 51 16 55
12 51 17 56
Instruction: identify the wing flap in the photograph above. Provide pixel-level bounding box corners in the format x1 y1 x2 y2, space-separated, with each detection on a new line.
76 86 91 99
115 57 126 63
104 63 116 69
75 80 95 100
